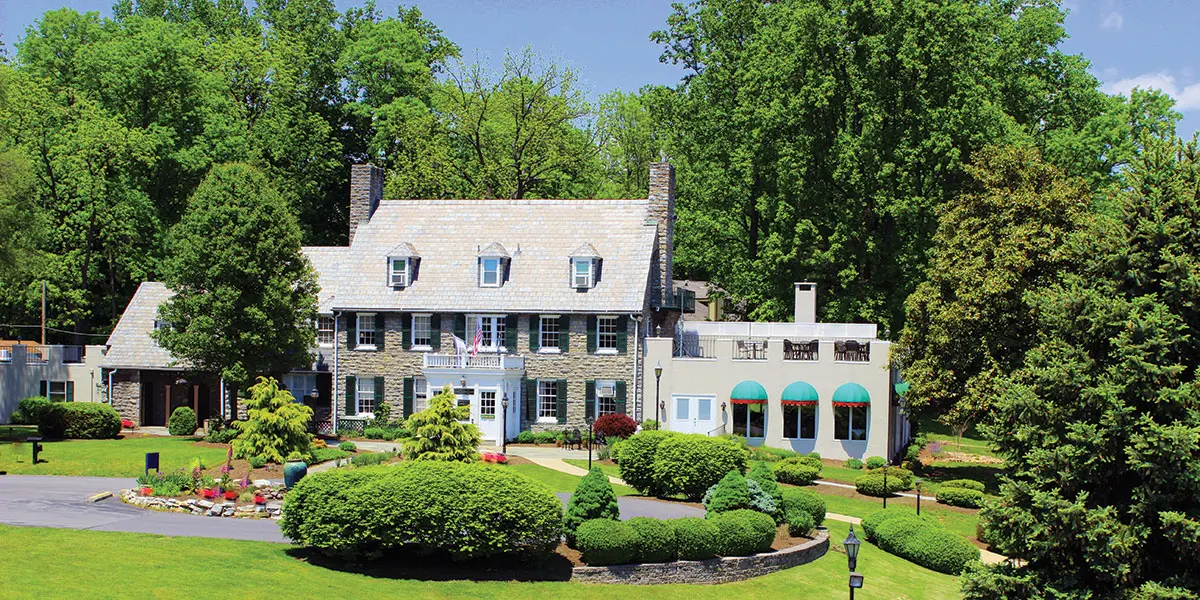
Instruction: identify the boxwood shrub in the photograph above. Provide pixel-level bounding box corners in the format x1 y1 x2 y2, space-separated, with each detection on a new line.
671 517 720 560
873 514 979 574
787 509 814 537
38 403 121 439
855 466 915 497
168 406 197 436
280 461 563 561
780 487 826 527
865 456 887 469
516 430 535 444
575 518 639 566
626 517 676 563
936 486 986 508
617 430 679 496
774 456 822 485
652 433 746 500
861 507 936 541
940 479 986 492
711 509 776 556
845 457 864 470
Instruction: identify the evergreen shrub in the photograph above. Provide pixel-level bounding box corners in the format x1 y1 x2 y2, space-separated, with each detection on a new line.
39 403 121 439
652 434 747 500
865 456 887 469
780 487 826 527
787 509 814 537
575 518 639 566
626 517 676 563
711 509 775 556
168 406 197 436
940 479 985 492
564 467 620 547
670 517 720 560
937 486 986 508
617 430 679 496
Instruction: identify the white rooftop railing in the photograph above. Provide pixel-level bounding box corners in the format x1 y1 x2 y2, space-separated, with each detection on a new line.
679 321 878 340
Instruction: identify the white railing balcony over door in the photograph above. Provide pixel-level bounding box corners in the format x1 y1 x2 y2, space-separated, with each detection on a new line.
423 353 526 371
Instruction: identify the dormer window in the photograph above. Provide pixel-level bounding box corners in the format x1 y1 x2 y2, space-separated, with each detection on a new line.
389 257 410 288
386 242 419 289
573 258 594 289
477 242 510 288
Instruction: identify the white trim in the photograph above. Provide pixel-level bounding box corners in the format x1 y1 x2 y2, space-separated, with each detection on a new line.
411 313 433 348
355 313 377 350
316 314 335 348
538 314 562 351
479 257 502 287
388 257 410 288
572 257 594 289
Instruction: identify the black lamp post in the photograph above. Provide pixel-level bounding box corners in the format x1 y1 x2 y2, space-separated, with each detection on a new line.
883 467 889 509
501 394 509 454
585 415 595 470
844 525 864 599
915 479 922 515
654 361 663 430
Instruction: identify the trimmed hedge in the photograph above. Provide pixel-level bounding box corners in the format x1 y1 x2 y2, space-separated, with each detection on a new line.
711 509 776 556
168 406 197 436
774 456 822 485
940 479 986 492
626 517 677 563
861 507 977 574
865 456 887 469
280 462 562 561
12 396 53 425
861 507 937 541
787 509 814 537
855 466 916 497
564 467 620 547
575 518 639 566
671 517 720 560
652 434 747 501
617 430 679 496
38 403 121 439
936 486 986 508
780 487 826 527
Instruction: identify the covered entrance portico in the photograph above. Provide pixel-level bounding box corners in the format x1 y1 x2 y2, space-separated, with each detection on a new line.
422 353 524 443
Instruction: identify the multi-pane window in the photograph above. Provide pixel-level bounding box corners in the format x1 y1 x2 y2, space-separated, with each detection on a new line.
538 380 558 420
732 402 767 438
389 258 409 287
539 315 560 351
414 378 428 412
467 315 505 350
317 315 335 347
356 377 375 416
480 390 496 419
572 258 593 288
412 314 432 347
282 373 315 403
834 405 868 441
597 316 618 352
356 313 376 348
480 257 501 287
42 380 73 402
154 320 171 331
783 405 817 439
596 380 617 415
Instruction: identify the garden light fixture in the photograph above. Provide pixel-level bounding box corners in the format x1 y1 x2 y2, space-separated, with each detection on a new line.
844 525 864 599
654 361 663 430
501 394 509 454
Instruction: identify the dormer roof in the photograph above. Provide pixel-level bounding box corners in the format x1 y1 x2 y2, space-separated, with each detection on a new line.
477 242 510 258
387 242 419 258
569 243 601 259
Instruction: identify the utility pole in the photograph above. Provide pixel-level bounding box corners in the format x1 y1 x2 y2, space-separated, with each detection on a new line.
41 280 46 345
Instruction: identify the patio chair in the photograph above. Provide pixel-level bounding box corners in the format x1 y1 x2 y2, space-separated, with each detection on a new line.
845 340 861 361
783 339 795 360
566 428 583 450
834 340 847 360
736 340 748 359
808 339 820 360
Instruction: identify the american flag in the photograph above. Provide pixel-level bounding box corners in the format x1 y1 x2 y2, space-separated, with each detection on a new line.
471 321 483 357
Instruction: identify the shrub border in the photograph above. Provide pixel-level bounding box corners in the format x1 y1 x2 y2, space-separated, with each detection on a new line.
571 528 829 585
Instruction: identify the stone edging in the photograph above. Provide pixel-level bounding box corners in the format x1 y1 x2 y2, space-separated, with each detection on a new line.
119 489 282 520
571 529 830 585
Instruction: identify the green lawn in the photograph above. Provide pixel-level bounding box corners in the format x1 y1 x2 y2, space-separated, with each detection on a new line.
808 486 979 541
508 461 637 496
0 436 230 477
0 521 962 599
920 419 999 459
0 425 38 441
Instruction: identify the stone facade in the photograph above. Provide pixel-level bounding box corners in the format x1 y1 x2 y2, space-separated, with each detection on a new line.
648 161 675 308
348 164 384 244
571 529 829 585
111 371 141 423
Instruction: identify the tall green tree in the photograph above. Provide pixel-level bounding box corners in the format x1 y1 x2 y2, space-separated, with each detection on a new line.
594 88 666 198
964 136 1200 598
153 163 318 410
650 0 1116 331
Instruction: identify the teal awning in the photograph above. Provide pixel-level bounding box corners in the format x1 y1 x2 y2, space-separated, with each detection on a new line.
781 381 819 403
894 382 910 396
832 383 870 406
730 380 768 402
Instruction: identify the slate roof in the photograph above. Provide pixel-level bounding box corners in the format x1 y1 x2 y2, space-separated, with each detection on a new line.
327 199 657 313
304 246 348 312
101 282 175 369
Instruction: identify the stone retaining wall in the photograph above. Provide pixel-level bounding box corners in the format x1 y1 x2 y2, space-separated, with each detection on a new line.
571 529 829 585
120 488 283 520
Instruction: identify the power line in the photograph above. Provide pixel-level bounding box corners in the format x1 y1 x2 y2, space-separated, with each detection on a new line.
0 323 112 338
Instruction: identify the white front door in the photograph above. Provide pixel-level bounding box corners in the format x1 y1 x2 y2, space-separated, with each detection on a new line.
671 395 716 434
476 388 500 442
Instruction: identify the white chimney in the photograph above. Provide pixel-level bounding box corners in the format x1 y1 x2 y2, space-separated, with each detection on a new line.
795 282 817 323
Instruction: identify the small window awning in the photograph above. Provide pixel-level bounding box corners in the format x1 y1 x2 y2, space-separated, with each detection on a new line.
832 383 870 407
781 381 818 406
894 382 910 396
730 380 768 404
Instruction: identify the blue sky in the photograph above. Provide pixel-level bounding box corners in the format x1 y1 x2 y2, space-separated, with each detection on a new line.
2 0 1197 136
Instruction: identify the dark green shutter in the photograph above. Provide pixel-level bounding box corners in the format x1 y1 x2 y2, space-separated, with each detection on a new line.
39 380 47 397
374 376 385 413
401 312 410 350
525 379 537 420
585 380 595 419
586 316 597 353
616 315 629 354
529 316 540 352
454 314 466 340
375 314 386 351
556 379 568 424
559 315 570 352
346 312 356 348
430 314 441 351
616 381 627 414
504 314 518 350
65 381 74 402
403 377 414 417
345 376 356 415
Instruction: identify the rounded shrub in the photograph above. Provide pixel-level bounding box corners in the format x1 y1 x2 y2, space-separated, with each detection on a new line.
940 479 986 492
281 461 563 561
855 467 915 497
516 430 535 444
38 403 121 439
780 487 826 527
593 413 638 440
936 486 986 508
168 406 197 436
617 430 679 496
338 441 357 452
870 511 979 574
806 452 821 459
363 427 386 440
787 509 814 537
626 517 676 563
702 471 751 514
861 507 938 541
711 509 776 556
575 518 639 566
653 434 748 500
774 457 821 485
671 517 720 560
865 456 887 469
564 467 620 547
845 457 864 470
12 396 53 425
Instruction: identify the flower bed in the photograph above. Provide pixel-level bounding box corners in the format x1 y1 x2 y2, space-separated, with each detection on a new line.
120 483 287 519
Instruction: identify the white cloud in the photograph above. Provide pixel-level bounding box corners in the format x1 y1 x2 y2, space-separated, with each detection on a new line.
1100 11 1124 31
1105 72 1200 111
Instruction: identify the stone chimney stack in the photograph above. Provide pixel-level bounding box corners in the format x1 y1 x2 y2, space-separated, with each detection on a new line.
349 164 384 243
795 282 817 323
648 162 676 307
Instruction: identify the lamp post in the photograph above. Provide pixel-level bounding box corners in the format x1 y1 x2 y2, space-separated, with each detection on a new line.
883 466 889 509
654 361 663 430
501 394 509 455
915 479 922 515
586 415 595 470
844 525 864 599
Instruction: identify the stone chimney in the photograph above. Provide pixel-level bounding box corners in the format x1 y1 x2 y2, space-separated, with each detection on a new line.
349 164 384 243
795 282 817 323
648 162 675 307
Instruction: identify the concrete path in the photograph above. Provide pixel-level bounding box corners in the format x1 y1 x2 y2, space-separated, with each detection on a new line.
0 475 286 542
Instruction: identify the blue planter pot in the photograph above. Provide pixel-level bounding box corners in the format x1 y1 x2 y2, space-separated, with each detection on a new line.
283 460 308 489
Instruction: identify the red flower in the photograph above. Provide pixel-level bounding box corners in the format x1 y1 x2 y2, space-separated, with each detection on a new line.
253 494 266 505
121 419 135 429
140 487 153 496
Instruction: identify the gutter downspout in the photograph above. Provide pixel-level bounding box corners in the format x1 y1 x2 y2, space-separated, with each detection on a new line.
107 368 117 407
332 310 341 435
632 314 640 423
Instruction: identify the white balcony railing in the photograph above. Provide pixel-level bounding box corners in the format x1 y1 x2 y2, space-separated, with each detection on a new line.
423 353 526 371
